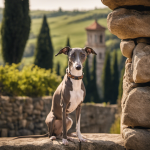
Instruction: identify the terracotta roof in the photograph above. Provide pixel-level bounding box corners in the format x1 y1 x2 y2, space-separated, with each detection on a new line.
85 20 106 31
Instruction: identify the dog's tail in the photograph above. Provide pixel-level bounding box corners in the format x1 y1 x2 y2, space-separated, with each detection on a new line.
12 133 49 140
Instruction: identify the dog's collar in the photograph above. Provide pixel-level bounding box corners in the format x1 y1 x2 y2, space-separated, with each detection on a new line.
67 72 83 80
66 68 84 80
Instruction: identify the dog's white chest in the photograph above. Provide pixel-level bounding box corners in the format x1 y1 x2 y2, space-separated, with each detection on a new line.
67 89 84 113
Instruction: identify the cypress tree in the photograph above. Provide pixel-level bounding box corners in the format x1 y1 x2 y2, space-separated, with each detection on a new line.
34 15 53 70
1 0 30 64
64 37 71 74
83 57 91 103
111 50 119 104
66 37 71 47
90 55 101 103
118 67 125 100
102 51 112 103
56 62 60 76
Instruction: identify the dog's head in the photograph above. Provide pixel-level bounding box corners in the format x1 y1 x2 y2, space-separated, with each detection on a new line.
55 47 97 71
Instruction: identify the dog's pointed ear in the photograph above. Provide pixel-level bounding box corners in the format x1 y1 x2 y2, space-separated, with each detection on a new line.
55 46 71 56
84 47 97 55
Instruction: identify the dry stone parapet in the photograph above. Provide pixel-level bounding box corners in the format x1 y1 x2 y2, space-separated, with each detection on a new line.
101 0 150 10
0 134 125 150
122 87 150 128
132 43 150 83
107 8 150 39
0 96 117 137
122 128 150 150
120 40 135 58
103 0 150 149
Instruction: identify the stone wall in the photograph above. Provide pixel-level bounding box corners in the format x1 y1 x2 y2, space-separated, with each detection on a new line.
0 96 117 137
101 0 150 149
0 134 125 150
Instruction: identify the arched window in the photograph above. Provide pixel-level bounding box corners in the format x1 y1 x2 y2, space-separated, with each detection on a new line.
100 34 103 43
99 53 102 59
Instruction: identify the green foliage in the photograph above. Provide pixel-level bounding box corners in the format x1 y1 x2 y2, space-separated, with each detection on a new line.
66 37 71 47
83 56 101 103
34 15 53 69
118 67 125 100
0 64 61 97
83 58 91 102
1 0 30 64
56 62 60 76
111 50 119 104
63 37 71 74
110 116 120 134
90 55 101 103
102 51 112 103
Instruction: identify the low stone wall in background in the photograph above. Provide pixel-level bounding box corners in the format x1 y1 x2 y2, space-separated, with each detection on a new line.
0 96 117 137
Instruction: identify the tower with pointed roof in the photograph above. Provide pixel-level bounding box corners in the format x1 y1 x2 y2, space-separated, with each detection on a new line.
85 20 106 99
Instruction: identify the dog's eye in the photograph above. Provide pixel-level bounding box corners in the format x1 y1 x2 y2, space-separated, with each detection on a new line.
81 54 85 58
71 53 75 58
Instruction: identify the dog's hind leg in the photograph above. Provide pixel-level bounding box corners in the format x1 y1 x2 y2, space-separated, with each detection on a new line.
45 112 56 138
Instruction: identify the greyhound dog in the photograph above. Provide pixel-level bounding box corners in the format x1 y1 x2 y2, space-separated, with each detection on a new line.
45 46 97 145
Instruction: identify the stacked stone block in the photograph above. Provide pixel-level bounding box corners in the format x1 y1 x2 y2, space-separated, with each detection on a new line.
0 96 51 137
101 0 150 149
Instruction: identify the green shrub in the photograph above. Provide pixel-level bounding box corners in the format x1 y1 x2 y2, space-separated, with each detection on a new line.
110 116 120 134
0 64 61 97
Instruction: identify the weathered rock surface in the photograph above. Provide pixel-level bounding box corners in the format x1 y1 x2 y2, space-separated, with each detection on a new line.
0 134 125 150
101 0 150 10
122 128 150 150
132 43 150 83
121 63 138 110
122 87 150 128
0 96 117 137
120 40 135 58
107 8 150 39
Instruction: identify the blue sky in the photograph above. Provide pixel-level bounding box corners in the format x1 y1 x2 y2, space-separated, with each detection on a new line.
0 0 106 10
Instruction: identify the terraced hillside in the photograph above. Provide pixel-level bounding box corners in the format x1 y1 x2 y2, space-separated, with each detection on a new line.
0 8 122 74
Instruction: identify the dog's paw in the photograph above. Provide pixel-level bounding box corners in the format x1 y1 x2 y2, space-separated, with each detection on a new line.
79 138 87 142
50 136 56 140
62 138 69 145
67 136 74 142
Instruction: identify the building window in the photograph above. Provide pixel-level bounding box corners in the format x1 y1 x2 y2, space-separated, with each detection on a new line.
99 53 102 59
100 34 103 43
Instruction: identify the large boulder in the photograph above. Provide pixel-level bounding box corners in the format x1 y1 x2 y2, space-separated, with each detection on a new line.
120 40 135 58
107 8 150 39
122 128 150 150
101 0 150 10
122 87 150 128
132 43 150 83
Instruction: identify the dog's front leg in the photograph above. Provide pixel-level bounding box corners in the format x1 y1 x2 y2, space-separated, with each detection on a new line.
76 104 87 142
62 103 68 145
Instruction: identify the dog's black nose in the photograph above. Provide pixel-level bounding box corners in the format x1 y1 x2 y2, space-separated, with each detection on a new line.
76 65 81 70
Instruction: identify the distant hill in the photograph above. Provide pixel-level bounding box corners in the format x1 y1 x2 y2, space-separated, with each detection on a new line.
0 8 122 74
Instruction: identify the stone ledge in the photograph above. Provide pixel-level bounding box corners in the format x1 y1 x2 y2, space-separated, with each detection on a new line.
0 134 125 150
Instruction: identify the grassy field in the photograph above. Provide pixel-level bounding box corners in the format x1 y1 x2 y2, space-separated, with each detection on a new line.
0 8 122 74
